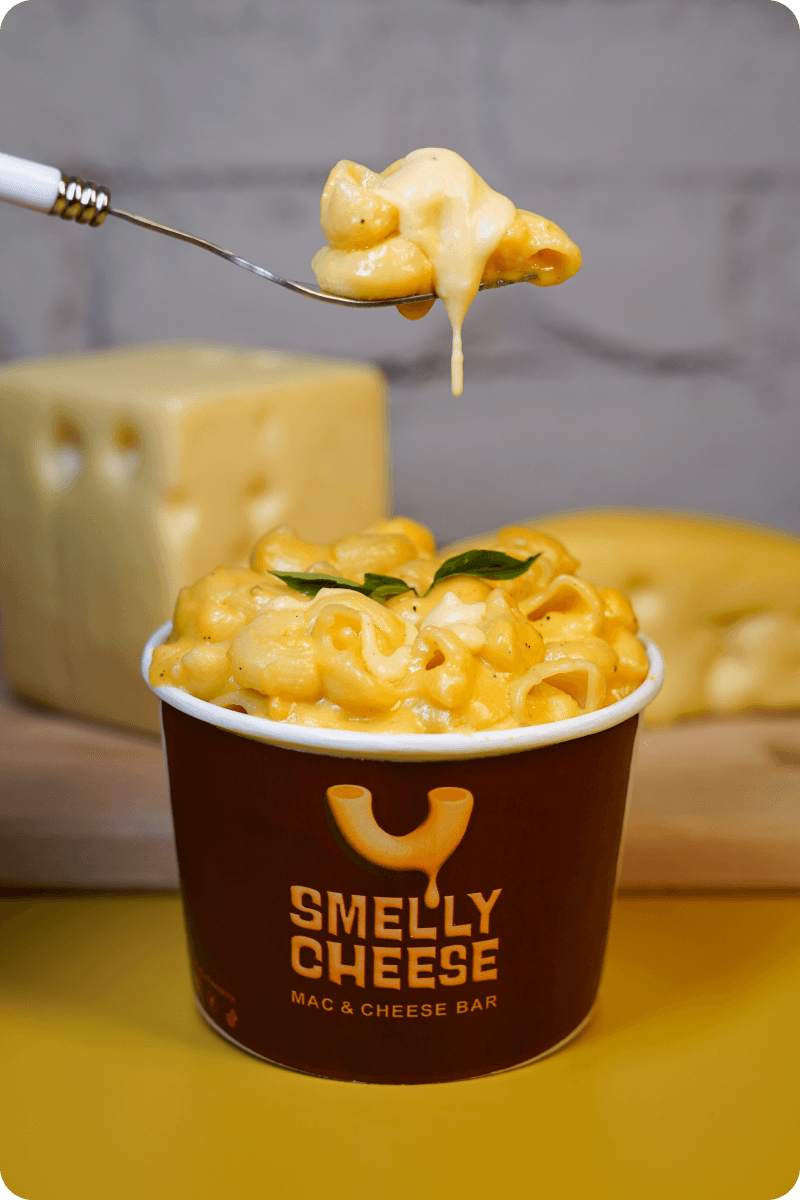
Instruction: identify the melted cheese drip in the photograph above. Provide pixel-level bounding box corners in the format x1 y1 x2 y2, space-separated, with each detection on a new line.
373 149 516 396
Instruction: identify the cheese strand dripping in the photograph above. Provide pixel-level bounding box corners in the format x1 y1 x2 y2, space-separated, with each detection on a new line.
373 149 516 396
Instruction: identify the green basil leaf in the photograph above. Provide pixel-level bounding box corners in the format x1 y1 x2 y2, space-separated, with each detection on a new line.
362 573 414 601
269 571 372 598
273 552 537 604
270 570 412 601
426 549 539 594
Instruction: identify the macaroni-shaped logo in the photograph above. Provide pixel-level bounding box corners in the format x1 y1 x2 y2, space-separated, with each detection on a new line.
326 784 474 909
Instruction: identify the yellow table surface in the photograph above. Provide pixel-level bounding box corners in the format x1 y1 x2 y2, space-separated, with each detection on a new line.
2 895 799 1200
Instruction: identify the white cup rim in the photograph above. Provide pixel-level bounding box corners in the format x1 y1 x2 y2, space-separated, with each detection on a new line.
142 623 663 761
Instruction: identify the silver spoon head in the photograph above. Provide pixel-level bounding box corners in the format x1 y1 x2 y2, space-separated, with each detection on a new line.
265 272 541 308
109 208 538 308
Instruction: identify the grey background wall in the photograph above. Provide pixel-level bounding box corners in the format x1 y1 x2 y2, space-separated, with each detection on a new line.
0 0 798 545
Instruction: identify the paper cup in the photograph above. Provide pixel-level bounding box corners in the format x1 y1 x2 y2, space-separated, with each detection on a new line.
143 624 663 1084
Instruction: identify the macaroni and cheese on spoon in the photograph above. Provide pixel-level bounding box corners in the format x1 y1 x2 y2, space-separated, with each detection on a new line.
312 148 582 395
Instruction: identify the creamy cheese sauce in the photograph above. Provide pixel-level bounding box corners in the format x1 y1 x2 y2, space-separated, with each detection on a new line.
372 150 515 396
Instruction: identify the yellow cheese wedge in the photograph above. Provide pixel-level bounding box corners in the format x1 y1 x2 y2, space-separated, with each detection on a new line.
0 342 388 732
445 510 800 725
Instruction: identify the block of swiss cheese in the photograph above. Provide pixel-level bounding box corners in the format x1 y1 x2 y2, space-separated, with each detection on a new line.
0 342 388 732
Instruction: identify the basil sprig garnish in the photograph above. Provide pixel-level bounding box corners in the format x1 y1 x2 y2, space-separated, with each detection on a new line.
425 549 539 594
268 570 411 600
363 573 417 601
271 549 538 605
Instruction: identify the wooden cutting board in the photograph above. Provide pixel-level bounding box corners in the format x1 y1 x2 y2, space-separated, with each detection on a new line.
1 687 798 890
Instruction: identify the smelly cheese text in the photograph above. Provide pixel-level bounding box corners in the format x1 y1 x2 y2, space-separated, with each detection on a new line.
290 886 501 990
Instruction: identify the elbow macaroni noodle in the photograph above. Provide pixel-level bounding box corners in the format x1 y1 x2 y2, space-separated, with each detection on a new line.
311 149 582 395
150 516 649 733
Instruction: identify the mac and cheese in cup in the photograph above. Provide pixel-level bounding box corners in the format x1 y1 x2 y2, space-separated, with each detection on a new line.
143 519 662 1083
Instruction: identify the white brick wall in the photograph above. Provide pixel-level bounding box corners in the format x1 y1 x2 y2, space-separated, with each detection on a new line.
1 0 798 544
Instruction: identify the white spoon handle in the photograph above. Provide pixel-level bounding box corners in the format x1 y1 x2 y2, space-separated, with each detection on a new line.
0 151 62 212
0 151 110 224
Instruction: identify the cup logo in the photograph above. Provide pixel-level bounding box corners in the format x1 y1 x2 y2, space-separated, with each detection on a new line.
326 784 474 908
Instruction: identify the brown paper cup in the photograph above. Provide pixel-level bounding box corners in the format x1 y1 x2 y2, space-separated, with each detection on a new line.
143 625 663 1084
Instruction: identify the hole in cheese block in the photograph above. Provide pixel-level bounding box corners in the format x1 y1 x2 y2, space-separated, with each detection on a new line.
102 420 143 487
113 421 141 452
37 415 85 493
53 415 83 447
164 485 189 506
244 474 270 499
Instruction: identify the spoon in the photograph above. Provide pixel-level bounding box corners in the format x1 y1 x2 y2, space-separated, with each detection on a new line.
0 151 535 308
